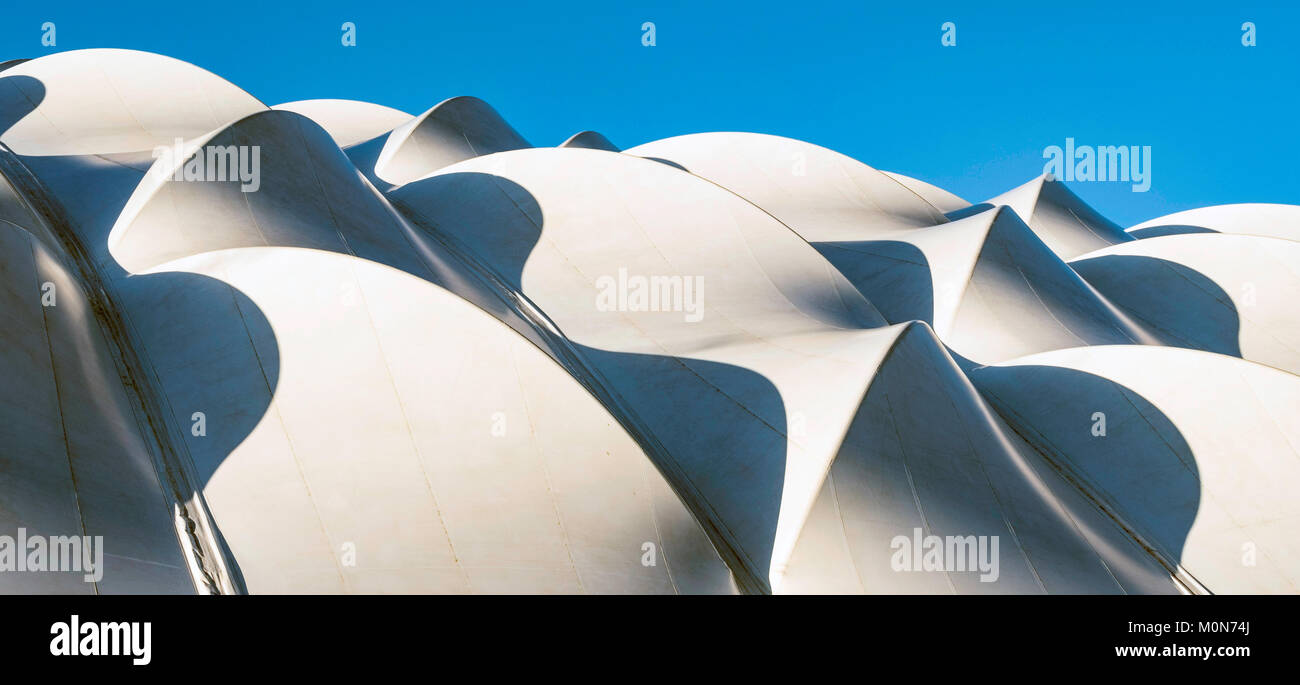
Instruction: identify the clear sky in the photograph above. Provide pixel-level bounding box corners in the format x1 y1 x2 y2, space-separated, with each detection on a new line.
3 0 1295 225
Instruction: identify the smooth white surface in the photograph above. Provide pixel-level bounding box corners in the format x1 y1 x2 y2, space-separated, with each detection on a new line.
1127 203 1300 241
273 99 413 148
882 170 970 213
0 49 265 156
628 132 950 241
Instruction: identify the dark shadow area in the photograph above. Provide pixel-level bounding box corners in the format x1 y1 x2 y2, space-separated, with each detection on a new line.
0 75 42 140
1040 178 1133 242
971 364 1200 566
343 129 395 191
945 201 994 221
638 156 691 172
1127 224 1219 239
21 152 160 274
578 346 787 594
813 240 934 325
945 345 983 375
392 171 544 285
110 272 280 490
1071 254 1242 358
811 206 1141 352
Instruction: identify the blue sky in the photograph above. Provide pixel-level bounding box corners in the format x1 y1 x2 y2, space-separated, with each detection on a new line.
4 0 1295 225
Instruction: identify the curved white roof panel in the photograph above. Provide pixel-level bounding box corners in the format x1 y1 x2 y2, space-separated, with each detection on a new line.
0 49 265 156
1127 203 1300 241
272 99 413 148
0 51 1295 595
